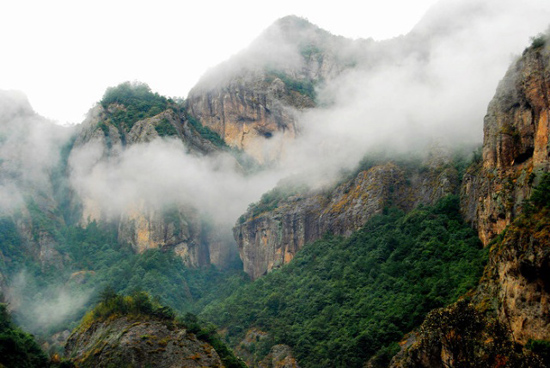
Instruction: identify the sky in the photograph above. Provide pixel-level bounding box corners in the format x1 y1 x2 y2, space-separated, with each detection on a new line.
1 0 439 125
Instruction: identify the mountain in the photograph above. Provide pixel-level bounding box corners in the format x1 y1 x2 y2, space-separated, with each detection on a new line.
186 16 364 164
0 2 549 367
390 35 550 367
68 81 239 268
64 291 243 368
235 151 462 279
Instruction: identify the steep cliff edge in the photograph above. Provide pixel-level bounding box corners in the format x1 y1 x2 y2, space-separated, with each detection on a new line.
391 37 550 367
64 291 243 368
461 38 550 245
0 90 72 273
235 153 460 279
69 82 237 268
186 16 365 164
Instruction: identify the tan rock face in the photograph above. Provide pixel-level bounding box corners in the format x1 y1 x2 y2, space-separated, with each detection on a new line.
70 105 235 268
490 210 550 344
394 44 550 367
186 17 360 164
235 160 458 279
65 316 223 368
187 72 307 164
462 45 550 245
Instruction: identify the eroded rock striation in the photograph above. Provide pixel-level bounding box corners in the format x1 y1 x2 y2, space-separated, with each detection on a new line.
235 156 459 279
461 41 550 245
65 316 223 368
392 39 550 367
186 16 365 164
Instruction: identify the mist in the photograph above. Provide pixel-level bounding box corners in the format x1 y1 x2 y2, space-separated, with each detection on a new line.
66 0 550 231
1 0 549 339
8 271 92 335
0 90 73 212
275 0 550 182
69 137 281 229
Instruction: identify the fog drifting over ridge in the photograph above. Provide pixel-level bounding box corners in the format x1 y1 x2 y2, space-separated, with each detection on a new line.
278 0 550 181
1 0 550 335
65 0 550 231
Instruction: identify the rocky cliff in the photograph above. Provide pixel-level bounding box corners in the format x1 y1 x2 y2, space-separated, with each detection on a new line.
68 83 238 268
461 38 550 245
186 16 365 164
235 153 460 279
0 90 72 271
392 37 550 367
66 316 223 368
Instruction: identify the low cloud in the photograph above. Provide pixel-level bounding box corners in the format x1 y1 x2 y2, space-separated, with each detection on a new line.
69 138 280 228
276 0 550 181
8 271 92 334
0 90 73 213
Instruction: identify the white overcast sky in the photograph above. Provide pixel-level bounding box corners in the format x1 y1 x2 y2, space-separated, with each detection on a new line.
0 0 442 125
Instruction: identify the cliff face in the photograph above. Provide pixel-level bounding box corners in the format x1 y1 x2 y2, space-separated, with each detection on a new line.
393 40 550 367
0 90 72 271
186 16 362 164
235 156 459 279
69 97 236 268
461 42 550 245
65 316 223 368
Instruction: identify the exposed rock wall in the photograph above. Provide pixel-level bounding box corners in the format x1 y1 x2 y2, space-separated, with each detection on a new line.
65 316 223 368
461 43 550 245
393 41 550 368
235 159 458 279
70 104 235 268
186 16 360 164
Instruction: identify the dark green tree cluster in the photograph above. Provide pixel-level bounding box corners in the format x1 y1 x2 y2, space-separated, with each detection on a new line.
201 196 487 367
154 118 178 137
0 217 25 274
187 115 228 148
57 222 247 315
8 217 246 337
100 81 170 131
90 289 175 322
267 70 316 101
0 303 48 368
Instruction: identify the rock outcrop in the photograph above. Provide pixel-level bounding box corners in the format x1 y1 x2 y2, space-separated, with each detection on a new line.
461 40 550 245
186 16 365 164
392 37 550 368
65 316 223 368
235 155 459 279
69 88 238 268
0 90 72 270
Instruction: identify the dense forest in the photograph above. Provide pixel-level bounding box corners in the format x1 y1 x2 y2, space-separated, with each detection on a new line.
202 196 486 367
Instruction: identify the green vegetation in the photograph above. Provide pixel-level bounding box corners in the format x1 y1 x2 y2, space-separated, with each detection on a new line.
97 82 233 151
266 70 317 101
79 290 246 368
180 313 247 368
7 214 247 339
0 217 26 274
202 196 486 367
84 289 175 325
0 303 48 368
243 180 309 220
529 172 550 209
527 339 550 366
524 33 547 55
100 81 170 132
58 222 247 314
187 114 228 148
531 34 547 49
154 118 178 137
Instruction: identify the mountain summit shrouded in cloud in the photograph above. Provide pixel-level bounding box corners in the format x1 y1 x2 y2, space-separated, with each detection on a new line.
0 0 550 359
